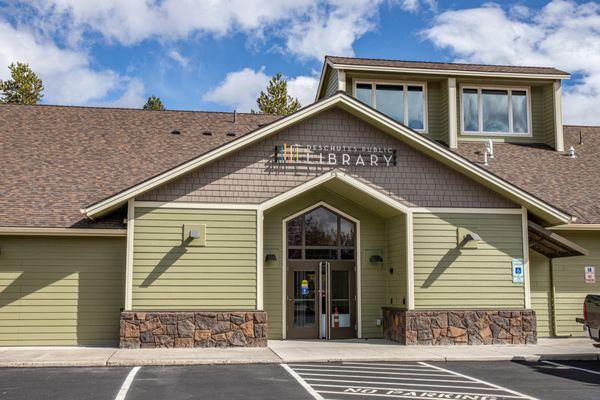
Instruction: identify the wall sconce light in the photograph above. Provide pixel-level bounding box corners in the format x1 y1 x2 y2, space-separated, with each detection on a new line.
464 232 481 242
369 255 384 263
457 228 481 249
265 254 277 262
189 229 201 239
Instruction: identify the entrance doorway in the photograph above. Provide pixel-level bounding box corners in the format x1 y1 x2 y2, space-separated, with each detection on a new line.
284 205 358 339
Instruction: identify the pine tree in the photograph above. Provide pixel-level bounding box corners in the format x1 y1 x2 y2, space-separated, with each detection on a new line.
143 95 165 110
256 73 300 116
0 62 44 104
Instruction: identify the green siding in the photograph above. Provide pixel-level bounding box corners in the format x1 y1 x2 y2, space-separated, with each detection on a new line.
132 207 257 310
413 213 525 309
530 250 552 337
385 215 407 308
324 68 339 98
0 236 125 346
552 232 600 337
542 83 556 147
263 188 390 339
438 79 449 145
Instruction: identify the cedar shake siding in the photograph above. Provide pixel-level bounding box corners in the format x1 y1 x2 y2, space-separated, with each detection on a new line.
140 108 516 209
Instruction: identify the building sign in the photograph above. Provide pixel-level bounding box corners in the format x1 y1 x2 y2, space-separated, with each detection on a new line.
274 143 397 167
585 266 596 284
512 258 524 283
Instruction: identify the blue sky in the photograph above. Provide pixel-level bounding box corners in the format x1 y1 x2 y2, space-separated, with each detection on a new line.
0 0 599 123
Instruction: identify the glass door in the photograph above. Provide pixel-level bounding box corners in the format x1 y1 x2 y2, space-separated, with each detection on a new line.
328 261 356 339
286 262 319 339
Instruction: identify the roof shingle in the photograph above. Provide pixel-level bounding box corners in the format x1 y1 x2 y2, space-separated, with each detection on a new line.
0 104 278 228
326 56 570 77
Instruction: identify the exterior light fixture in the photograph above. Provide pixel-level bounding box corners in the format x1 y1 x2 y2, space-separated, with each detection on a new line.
189 229 201 239
265 254 277 262
464 232 481 242
369 255 384 263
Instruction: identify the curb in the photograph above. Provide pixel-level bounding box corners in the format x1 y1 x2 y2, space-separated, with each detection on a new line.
0 353 598 368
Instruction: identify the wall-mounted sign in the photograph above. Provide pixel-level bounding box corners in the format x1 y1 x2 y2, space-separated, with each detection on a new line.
301 279 309 295
585 266 596 284
512 258 524 283
274 143 397 167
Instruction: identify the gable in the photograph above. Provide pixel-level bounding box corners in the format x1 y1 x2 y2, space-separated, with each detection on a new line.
140 107 516 209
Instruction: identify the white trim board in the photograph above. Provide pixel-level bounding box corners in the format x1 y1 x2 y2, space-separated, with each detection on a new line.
134 201 259 210
411 207 522 214
0 227 127 236
84 92 571 225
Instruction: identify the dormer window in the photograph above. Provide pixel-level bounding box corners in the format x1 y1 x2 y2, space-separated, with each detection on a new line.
353 81 427 132
461 86 531 136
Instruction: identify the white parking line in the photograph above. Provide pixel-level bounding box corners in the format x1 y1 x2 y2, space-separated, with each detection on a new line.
297 372 474 383
293 364 449 372
285 362 539 400
292 367 456 377
281 364 325 400
542 360 600 375
303 377 499 391
420 362 537 400
114 366 141 400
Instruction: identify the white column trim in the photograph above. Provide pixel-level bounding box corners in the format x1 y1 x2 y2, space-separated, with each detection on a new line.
256 208 264 310
338 69 346 92
447 77 458 149
125 199 135 310
522 206 532 309
553 80 565 152
406 211 415 310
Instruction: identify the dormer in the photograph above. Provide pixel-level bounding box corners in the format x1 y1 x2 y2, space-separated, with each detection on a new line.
316 56 570 151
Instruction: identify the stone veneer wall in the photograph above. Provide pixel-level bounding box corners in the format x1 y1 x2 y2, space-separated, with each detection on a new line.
382 308 536 345
119 311 267 348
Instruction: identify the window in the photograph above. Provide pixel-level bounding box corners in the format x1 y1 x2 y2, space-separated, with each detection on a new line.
287 206 356 260
461 86 531 135
354 81 427 131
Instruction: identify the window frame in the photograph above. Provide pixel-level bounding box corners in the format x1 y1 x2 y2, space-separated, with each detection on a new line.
460 84 533 137
352 79 428 133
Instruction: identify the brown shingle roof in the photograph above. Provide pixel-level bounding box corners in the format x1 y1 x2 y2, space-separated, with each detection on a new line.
326 56 570 77
454 126 600 224
0 104 279 229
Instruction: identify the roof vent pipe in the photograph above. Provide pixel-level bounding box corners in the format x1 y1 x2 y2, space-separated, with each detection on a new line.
233 109 237 124
485 139 494 159
568 146 576 158
579 129 583 145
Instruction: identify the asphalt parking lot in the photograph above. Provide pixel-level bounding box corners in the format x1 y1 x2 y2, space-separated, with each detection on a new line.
0 360 598 400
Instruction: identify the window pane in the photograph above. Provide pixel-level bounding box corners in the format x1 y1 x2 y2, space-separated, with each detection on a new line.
288 248 302 259
305 249 338 260
482 89 509 132
462 88 479 131
512 90 528 133
340 218 355 247
375 84 404 122
340 249 354 260
287 218 302 246
407 86 424 130
304 207 337 246
355 83 373 107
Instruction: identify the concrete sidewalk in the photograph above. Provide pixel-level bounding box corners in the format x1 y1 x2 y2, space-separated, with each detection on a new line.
0 338 598 368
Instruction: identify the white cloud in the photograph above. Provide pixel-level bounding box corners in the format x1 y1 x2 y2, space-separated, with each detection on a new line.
202 67 318 112
167 50 190 68
98 78 146 108
422 0 600 125
25 0 419 61
0 18 140 105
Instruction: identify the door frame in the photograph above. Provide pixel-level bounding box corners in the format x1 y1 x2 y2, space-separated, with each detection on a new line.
281 201 361 339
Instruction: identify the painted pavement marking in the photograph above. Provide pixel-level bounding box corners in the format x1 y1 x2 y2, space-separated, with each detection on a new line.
284 361 537 400
114 366 141 400
542 360 600 376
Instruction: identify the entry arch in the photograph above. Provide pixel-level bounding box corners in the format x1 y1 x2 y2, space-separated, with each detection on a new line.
282 201 361 339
